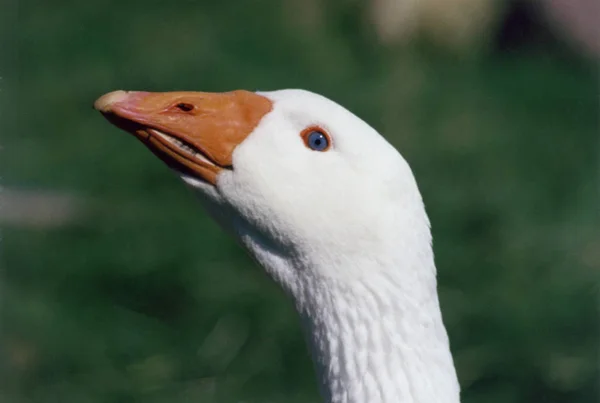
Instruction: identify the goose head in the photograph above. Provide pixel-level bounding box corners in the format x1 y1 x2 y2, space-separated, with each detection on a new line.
95 89 429 294
95 88 458 403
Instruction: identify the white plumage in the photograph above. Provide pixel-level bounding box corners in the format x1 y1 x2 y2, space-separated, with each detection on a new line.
96 88 461 403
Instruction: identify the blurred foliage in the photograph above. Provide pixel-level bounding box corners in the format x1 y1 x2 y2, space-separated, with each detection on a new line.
2 0 598 402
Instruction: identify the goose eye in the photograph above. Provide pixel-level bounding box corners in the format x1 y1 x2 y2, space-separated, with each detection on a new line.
302 128 330 152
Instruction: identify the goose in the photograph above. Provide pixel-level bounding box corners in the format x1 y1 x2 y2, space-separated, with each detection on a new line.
94 89 461 403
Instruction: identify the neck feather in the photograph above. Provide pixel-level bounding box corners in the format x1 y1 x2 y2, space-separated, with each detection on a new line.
292 257 460 403
235 195 460 403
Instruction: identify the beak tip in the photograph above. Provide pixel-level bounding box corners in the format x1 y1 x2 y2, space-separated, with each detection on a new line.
94 90 129 113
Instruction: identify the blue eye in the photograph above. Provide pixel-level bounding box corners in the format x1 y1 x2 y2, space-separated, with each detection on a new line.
305 130 330 151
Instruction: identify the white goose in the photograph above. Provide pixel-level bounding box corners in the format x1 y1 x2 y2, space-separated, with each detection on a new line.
94 89 461 403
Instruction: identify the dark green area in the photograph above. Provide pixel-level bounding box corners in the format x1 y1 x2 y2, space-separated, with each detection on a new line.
2 1 598 402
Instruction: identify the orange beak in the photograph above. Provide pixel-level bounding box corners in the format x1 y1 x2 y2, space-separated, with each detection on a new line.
94 90 272 185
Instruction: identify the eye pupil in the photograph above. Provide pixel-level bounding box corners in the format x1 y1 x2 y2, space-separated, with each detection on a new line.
306 130 329 151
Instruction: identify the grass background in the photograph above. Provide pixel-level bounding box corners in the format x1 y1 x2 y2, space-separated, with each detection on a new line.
2 0 598 402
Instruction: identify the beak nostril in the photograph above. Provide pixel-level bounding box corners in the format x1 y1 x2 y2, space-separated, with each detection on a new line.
175 102 195 112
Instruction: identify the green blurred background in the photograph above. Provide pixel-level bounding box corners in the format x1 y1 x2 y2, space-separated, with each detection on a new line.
2 0 598 402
